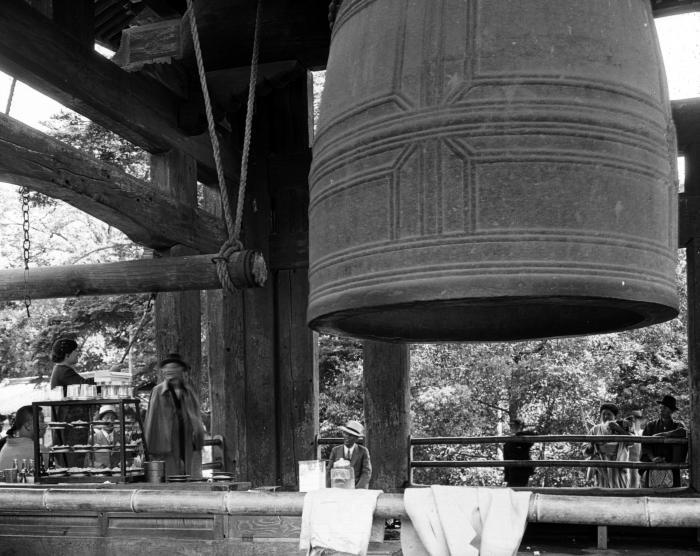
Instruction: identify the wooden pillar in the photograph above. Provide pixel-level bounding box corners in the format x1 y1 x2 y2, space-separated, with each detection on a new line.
151 150 202 394
204 187 248 477
363 341 411 490
240 161 278 486
203 72 317 487
686 143 700 492
267 72 318 488
271 151 318 489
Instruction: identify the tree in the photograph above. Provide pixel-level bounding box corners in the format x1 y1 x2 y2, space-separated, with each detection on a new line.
0 111 156 382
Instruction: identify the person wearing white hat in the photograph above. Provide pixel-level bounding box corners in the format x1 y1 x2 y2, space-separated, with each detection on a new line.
327 420 372 488
91 405 119 468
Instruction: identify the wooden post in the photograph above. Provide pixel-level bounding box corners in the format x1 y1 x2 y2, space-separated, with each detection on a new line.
203 156 278 486
271 151 317 489
151 150 203 395
204 187 247 477
597 525 608 549
204 72 317 488
240 164 278 487
363 341 411 491
686 143 700 492
266 73 317 489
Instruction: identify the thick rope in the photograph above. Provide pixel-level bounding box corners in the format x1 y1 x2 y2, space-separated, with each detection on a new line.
185 0 263 292
234 0 263 244
185 0 234 237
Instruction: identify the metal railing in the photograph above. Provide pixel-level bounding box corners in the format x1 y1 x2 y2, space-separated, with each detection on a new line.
316 434 689 477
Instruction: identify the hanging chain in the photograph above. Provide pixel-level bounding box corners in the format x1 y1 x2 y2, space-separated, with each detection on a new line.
119 293 156 364
21 186 31 318
185 0 263 292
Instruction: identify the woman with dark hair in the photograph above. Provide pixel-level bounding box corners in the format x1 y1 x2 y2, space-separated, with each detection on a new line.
49 338 93 395
49 337 93 466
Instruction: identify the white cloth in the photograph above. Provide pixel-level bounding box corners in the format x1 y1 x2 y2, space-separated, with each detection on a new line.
402 487 531 556
299 488 382 556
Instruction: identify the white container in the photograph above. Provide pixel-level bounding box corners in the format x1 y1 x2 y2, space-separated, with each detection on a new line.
66 384 81 399
298 460 326 492
330 467 355 489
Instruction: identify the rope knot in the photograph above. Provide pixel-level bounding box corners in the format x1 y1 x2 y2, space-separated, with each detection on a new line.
213 240 267 292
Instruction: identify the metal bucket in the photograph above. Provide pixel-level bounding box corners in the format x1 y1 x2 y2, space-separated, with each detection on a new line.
144 460 165 483
309 0 679 342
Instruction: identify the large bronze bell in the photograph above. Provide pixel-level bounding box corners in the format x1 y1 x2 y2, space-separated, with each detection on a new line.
308 0 679 342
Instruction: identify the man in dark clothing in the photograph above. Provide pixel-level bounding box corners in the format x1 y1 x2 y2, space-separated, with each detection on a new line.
327 420 372 488
641 395 686 488
503 418 535 487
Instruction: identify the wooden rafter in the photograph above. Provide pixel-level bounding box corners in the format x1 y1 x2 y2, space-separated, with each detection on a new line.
0 112 226 253
0 0 239 184
652 0 700 17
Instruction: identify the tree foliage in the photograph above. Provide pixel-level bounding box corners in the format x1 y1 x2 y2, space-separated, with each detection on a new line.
0 111 155 386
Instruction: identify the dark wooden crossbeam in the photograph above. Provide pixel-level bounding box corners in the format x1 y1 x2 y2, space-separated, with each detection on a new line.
0 0 238 183
0 112 226 253
652 0 700 16
672 98 700 152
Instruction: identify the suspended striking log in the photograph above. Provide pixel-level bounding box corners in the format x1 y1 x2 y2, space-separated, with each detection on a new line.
0 252 267 300
309 0 679 342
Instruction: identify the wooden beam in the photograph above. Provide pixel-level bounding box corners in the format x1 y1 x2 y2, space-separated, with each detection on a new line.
0 112 226 252
204 187 247 477
0 251 265 300
152 151 202 398
685 143 700 492
652 0 700 17
0 0 238 183
672 99 700 152
266 74 317 489
52 0 94 49
187 0 330 71
363 341 411 491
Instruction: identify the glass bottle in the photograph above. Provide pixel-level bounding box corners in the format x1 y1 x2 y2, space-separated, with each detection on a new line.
26 458 35 484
